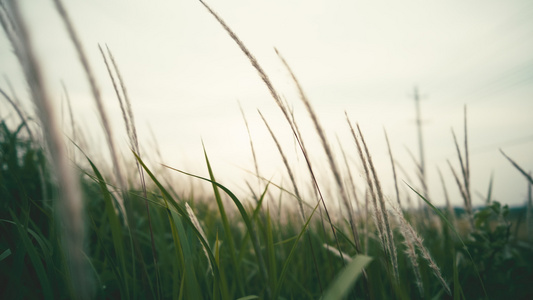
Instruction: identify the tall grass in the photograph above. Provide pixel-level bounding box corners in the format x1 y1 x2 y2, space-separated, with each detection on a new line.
1 1 533 299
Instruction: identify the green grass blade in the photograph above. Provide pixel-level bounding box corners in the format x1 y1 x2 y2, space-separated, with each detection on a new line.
236 181 270 263
9 212 54 300
273 200 321 299
333 224 358 252
236 296 260 300
321 254 373 300
0 249 12 261
201 145 244 295
453 253 463 300
164 148 270 296
169 209 203 300
265 205 277 293
133 152 224 298
86 213 125 297
85 156 129 298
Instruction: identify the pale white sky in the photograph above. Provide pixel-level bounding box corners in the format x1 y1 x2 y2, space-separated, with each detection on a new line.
1 0 532 207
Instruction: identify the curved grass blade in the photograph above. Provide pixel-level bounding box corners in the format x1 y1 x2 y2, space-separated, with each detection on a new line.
85 156 129 298
168 208 203 300
164 148 271 297
236 296 260 300
265 206 277 294
321 254 373 300
500 150 533 185
202 144 245 295
273 200 321 299
237 181 271 267
133 152 226 299
9 212 54 300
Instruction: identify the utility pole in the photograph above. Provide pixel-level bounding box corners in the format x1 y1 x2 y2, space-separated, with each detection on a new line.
412 86 429 200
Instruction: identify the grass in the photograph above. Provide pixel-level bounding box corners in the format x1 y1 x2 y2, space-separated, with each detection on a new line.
1 0 533 299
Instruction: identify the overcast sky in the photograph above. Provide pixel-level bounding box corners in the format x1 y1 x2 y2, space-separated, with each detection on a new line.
1 0 532 207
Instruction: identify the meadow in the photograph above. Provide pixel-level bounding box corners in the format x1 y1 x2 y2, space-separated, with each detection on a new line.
1 1 533 299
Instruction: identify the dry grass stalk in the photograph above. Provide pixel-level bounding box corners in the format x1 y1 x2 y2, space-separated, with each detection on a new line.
186 202 213 275
100 45 160 291
405 146 428 200
198 1 282 108
356 123 399 281
338 139 362 223
526 173 533 243
98 45 132 147
276 49 362 253
389 200 424 296
198 1 344 273
197 2 288 292
500 150 533 185
259 111 304 221
323 244 352 263
6 0 91 297
1 4 33 140
105 45 141 159
447 159 474 229
60 81 77 163
451 125 475 229
499 151 533 242
259 111 324 292
0 87 33 139
463 106 471 203
452 129 471 207
52 0 128 219
384 129 402 210
100 45 148 196
346 114 388 255
437 167 456 223
239 102 261 194
0 1 24 64
391 199 451 295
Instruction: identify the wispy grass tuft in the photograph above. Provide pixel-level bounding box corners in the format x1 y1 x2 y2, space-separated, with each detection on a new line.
356 123 398 281
347 114 397 280
388 200 424 296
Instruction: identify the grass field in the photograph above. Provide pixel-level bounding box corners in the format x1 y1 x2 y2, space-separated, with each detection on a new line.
1 1 533 299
